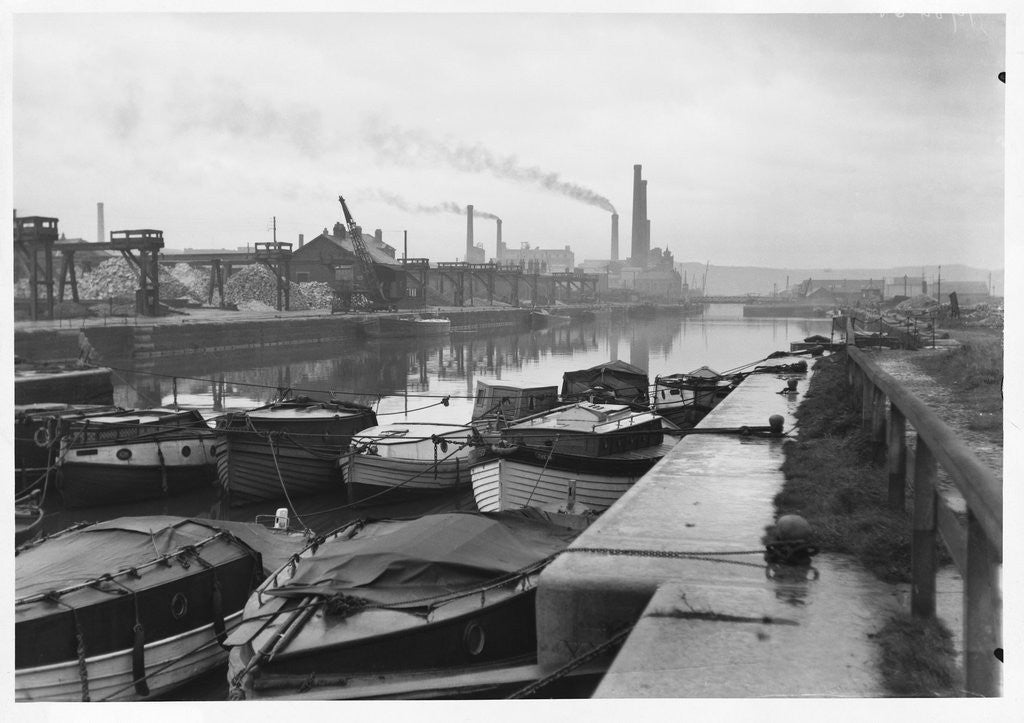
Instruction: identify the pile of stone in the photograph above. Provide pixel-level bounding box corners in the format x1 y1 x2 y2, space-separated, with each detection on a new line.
224 265 295 309
76 258 193 301
166 263 216 304
13 258 338 312
298 282 336 310
223 265 336 311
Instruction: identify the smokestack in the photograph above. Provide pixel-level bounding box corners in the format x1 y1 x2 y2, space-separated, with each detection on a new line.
630 165 642 265
374 228 383 248
496 218 503 260
639 179 649 269
611 213 619 261
466 204 474 260
298 233 304 248
97 202 105 243
645 220 651 265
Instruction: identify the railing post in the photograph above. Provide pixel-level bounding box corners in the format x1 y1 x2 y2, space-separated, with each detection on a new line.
870 387 886 462
887 404 907 511
911 437 937 618
861 375 874 425
964 510 1002 696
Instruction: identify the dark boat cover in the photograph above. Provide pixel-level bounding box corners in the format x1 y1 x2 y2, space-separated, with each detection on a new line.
264 510 581 605
16 516 228 603
193 517 311 575
561 359 650 406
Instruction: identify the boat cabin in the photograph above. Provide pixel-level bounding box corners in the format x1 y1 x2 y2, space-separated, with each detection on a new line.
504 402 665 457
654 366 731 412
64 408 210 444
351 422 475 461
471 380 559 429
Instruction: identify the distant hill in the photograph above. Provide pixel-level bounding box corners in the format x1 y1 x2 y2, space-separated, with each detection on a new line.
677 263 1004 298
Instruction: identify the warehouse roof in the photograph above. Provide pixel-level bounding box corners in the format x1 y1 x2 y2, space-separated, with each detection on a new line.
304 227 398 266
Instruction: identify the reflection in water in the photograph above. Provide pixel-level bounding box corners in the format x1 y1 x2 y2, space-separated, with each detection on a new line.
115 305 833 429
766 564 821 607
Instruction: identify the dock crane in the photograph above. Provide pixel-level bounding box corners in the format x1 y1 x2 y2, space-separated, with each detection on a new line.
338 195 387 308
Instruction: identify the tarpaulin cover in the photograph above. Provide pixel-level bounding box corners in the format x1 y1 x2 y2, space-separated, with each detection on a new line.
193 517 310 575
265 510 581 605
561 359 650 405
16 516 225 603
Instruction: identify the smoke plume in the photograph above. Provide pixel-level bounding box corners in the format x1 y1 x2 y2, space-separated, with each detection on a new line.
363 119 616 214
367 189 500 221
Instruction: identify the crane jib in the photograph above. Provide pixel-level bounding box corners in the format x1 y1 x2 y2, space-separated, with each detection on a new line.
338 195 386 304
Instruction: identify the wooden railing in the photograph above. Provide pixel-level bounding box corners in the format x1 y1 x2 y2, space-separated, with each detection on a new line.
843 323 1002 696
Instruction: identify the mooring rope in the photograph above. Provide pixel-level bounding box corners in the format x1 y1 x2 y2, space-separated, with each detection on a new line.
267 432 313 535
523 435 559 508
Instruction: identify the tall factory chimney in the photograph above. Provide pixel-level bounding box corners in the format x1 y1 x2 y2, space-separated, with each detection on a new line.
630 165 643 265
645 220 651 263
298 233 304 248
466 204 474 261
496 218 503 261
640 180 649 268
97 202 105 243
611 213 619 261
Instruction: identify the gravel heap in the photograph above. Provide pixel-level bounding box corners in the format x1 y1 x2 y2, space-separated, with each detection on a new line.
223 265 335 310
75 258 192 300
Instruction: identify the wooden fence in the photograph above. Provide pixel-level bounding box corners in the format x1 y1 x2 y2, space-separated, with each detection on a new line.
844 332 1002 696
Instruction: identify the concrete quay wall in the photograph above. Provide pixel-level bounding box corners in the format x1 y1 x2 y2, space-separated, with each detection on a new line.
535 362 892 697
13 307 535 363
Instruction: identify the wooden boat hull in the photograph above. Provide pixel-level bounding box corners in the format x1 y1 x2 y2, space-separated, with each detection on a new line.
16 612 241 702
471 455 656 513
347 452 471 501
58 434 217 508
216 433 346 506
215 400 376 506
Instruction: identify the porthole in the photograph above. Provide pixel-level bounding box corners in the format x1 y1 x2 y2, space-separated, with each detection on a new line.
182 445 192 458
463 622 485 656
116 448 132 460
171 593 189 619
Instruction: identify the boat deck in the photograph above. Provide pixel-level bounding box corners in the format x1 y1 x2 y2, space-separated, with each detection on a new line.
535 359 933 697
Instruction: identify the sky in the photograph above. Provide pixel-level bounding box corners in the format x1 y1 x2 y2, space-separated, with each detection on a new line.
7 6 1010 271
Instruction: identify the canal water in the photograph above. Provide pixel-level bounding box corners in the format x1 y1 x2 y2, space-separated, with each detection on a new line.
27 304 835 700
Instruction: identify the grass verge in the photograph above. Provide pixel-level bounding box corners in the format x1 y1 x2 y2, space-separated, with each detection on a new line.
777 352 960 696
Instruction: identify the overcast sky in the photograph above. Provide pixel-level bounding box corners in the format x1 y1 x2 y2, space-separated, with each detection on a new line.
10 8 1007 270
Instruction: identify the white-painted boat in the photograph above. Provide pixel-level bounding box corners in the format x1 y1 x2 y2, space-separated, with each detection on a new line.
470 402 679 513
56 408 217 508
653 366 739 428
346 422 477 501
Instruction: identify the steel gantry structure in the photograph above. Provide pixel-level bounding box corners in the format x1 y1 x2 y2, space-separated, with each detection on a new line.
14 214 167 319
425 262 598 307
13 214 59 321
252 241 294 311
